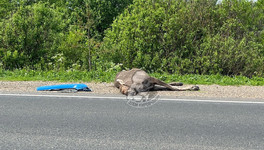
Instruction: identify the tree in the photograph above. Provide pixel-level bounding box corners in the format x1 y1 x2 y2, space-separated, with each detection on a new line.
0 2 67 69
104 0 264 76
66 0 133 40
0 0 16 20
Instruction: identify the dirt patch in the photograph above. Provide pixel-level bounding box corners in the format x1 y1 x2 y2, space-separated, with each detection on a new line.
1 81 264 100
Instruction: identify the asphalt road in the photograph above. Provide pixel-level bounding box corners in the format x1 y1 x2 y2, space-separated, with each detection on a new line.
1 94 264 150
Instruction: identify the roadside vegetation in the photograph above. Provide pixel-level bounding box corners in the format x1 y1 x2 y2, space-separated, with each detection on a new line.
1 68 264 86
0 0 263 85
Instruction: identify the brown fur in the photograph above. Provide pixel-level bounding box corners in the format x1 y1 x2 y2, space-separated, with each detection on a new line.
115 68 199 95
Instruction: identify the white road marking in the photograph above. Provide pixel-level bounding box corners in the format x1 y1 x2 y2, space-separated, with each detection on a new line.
0 93 125 99
0 93 264 104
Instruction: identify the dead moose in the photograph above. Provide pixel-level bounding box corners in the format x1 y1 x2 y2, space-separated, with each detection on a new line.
114 68 199 96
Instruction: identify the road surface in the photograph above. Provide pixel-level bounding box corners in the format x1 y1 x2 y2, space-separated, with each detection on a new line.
0 94 264 150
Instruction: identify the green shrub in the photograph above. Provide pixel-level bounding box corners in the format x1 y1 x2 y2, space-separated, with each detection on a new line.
104 0 264 76
0 2 66 69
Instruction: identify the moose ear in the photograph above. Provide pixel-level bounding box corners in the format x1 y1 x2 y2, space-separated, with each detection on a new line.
116 79 125 85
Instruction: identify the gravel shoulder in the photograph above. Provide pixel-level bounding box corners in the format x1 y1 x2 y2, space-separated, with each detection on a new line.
1 81 264 100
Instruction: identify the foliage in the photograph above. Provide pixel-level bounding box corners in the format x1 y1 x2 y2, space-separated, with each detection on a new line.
0 2 66 69
1 68 264 86
104 0 264 77
0 0 264 82
0 63 122 82
0 0 133 71
51 0 134 39
0 0 15 20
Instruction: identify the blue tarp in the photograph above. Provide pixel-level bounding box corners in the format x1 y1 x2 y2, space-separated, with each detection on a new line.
37 84 92 91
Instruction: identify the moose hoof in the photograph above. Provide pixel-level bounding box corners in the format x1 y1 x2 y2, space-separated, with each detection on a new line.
191 85 199 91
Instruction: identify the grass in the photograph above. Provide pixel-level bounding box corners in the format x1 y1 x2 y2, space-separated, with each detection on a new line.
0 69 117 83
151 73 264 86
1 69 264 86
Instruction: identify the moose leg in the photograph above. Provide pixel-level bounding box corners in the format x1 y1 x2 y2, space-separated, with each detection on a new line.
173 85 200 91
169 82 183 86
150 77 199 91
